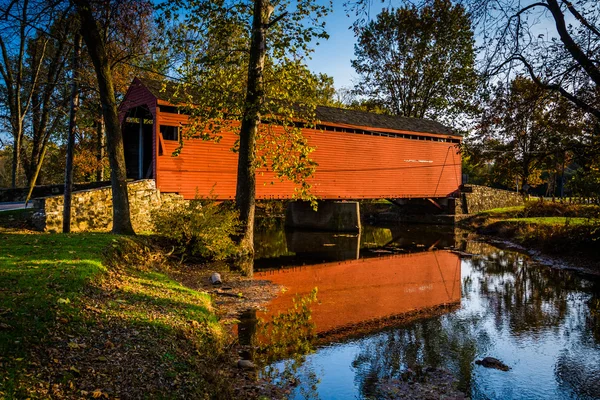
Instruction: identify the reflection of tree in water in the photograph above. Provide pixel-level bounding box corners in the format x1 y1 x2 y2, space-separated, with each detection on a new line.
589 289 600 343
471 248 600 400
470 250 583 334
351 246 600 399
555 351 600 399
351 315 481 396
360 225 393 248
553 281 600 399
254 217 291 259
252 289 321 398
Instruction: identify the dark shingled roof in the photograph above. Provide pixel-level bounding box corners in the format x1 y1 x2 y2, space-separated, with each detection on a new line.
313 106 454 136
135 77 456 136
137 77 192 105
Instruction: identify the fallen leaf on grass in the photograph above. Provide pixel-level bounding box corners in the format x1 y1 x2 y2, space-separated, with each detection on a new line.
57 298 70 304
189 320 201 329
0 323 11 330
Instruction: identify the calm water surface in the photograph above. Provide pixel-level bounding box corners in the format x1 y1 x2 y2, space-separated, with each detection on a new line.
249 219 600 399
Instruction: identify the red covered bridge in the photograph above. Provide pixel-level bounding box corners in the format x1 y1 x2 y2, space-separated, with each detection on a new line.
118 78 462 201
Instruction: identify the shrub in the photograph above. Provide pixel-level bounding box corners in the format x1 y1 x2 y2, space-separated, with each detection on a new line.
152 199 240 260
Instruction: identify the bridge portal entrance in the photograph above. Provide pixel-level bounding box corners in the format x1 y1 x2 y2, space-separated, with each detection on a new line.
122 106 154 180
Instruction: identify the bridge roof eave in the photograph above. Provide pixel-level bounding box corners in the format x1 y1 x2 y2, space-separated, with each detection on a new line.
314 121 462 141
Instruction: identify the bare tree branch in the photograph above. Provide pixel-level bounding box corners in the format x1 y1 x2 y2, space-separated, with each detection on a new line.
562 0 600 39
511 54 600 120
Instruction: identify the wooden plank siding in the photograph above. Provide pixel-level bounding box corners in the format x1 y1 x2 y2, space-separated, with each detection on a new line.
119 78 462 201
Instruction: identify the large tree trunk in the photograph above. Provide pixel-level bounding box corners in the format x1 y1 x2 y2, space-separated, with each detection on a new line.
96 114 105 181
73 0 134 235
11 126 21 188
236 0 272 253
63 34 82 233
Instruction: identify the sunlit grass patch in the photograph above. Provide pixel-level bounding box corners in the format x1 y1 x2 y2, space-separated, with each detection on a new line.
480 205 525 215
503 217 597 226
100 269 222 338
0 233 115 355
0 232 227 398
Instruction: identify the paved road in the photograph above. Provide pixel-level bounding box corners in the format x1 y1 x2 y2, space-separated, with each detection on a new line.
0 202 32 211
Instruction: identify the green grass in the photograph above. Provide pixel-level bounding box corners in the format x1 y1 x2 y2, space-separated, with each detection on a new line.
0 232 224 398
479 206 525 215
0 233 115 357
502 217 597 226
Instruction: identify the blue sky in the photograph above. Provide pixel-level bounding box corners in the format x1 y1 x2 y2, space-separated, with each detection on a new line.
304 1 389 90
304 2 357 90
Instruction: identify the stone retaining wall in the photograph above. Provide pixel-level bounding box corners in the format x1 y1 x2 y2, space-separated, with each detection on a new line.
458 185 524 214
32 180 184 233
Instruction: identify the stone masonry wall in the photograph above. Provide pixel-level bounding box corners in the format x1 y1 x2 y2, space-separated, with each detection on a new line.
458 184 524 214
32 180 184 233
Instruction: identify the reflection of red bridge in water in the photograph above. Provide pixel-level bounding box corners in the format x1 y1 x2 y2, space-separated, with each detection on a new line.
256 251 461 334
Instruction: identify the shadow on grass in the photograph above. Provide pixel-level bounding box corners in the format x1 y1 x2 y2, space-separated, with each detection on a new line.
0 233 238 399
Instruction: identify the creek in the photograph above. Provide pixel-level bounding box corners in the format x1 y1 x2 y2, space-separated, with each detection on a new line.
244 219 600 399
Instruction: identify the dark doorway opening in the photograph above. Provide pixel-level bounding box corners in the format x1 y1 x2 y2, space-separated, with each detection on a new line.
123 106 154 180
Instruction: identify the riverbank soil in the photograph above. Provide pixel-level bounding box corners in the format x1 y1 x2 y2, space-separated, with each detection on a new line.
459 201 600 274
0 210 281 399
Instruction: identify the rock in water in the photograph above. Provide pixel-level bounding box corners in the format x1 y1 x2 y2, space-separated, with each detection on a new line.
237 359 256 370
210 272 222 285
475 357 510 371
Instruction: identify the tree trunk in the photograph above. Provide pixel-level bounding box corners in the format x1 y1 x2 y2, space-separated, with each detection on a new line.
24 145 47 206
63 34 82 233
236 0 272 253
74 0 134 235
11 128 21 188
96 114 105 181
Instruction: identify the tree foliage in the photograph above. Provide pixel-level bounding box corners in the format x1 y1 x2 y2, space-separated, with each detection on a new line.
0 0 72 187
152 198 240 260
350 0 478 122
156 0 331 251
467 77 586 189
72 0 158 234
346 0 600 123
156 0 331 186
471 0 600 121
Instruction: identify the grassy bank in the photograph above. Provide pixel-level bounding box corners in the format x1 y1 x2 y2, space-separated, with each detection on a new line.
0 219 241 398
460 202 600 267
